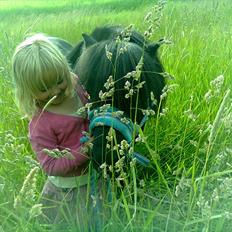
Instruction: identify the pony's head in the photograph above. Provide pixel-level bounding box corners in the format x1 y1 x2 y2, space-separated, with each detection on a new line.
74 26 165 123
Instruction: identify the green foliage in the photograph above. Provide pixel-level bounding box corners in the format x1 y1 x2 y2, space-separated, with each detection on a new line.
1 0 232 231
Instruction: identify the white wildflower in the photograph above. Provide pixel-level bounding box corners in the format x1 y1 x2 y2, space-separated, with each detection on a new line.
29 204 43 219
105 44 112 61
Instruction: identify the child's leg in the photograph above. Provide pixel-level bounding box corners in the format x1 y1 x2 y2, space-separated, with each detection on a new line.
39 179 90 230
39 179 64 224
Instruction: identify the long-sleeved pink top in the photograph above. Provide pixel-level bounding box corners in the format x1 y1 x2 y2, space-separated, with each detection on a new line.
29 84 89 177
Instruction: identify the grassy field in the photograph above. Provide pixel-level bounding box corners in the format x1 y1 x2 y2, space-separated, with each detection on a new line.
1 0 232 231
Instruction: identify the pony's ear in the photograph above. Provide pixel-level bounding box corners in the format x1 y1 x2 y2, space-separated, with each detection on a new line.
82 33 97 48
145 39 165 56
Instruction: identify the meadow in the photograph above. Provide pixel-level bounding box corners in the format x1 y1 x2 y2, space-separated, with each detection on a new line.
0 0 232 231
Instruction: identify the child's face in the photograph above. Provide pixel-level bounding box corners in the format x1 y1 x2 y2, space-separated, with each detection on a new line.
35 78 68 106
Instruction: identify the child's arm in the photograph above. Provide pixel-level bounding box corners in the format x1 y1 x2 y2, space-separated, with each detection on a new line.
29 121 89 177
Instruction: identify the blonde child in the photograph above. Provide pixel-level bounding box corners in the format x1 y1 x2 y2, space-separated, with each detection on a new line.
12 34 90 229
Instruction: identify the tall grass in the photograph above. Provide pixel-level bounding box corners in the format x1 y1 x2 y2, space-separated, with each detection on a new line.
1 0 232 231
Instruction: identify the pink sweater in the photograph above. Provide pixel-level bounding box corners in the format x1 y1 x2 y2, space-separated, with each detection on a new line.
29 86 89 177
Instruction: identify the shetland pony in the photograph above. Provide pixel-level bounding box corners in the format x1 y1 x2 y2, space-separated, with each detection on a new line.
70 25 166 170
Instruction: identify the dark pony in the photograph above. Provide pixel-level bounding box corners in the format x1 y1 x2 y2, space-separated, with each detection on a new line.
70 25 166 170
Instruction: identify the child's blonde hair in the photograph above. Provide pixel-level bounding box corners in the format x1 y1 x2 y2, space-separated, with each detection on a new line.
12 33 73 118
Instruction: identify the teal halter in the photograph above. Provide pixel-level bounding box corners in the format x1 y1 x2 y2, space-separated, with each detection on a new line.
89 107 136 143
81 107 150 167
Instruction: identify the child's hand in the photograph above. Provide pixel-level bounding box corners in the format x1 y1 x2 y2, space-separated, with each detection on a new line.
80 137 93 155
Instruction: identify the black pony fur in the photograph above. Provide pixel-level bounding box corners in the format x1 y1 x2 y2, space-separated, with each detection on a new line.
68 25 166 170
